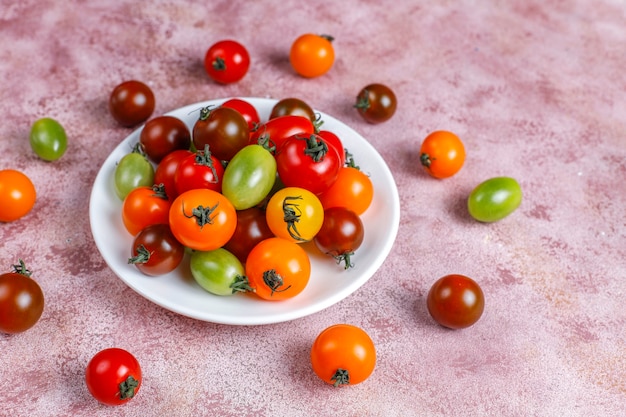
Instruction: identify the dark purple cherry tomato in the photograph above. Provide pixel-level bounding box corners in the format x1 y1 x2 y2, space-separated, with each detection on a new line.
192 106 249 161
427 274 485 329
269 97 316 123
313 207 364 269
139 116 191 163
223 207 274 264
109 80 155 127
128 224 185 276
354 83 397 124
0 260 44 334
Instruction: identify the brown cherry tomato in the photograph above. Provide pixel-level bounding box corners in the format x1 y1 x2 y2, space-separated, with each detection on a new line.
354 83 397 124
109 80 155 127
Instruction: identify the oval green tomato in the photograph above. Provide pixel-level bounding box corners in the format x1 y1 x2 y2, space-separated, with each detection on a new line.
190 248 248 296
222 144 277 210
29 117 67 161
468 176 522 222
114 151 154 200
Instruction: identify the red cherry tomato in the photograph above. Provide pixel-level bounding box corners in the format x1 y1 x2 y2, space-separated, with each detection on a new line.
121 184 171 236
249 115 315 152
427 274 485 329
85 348 142 406
221 98 260 132
154 149 194 200
204 40 250 84
174 146 224 195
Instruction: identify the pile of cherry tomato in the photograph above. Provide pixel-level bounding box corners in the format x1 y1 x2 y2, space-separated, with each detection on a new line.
0 31 527 404
117 96 374 303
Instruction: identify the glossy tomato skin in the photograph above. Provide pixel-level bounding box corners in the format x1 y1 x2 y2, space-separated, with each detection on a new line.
276 133 341 195
122 185 171 236
313 207 364 269
139 116 191 163
221 98 260 132
128 224 184 276
29 117 67 161
355 83 397 124
419 131 465 178
310 324 376 387
318 166 374 216
114 149 155 201
190 248 247 296
0 263 44 334
427 274 485 329
269 98 316 123
223 207 274 264
154 149 194 200
0 169 36 222
245 237 311 301
249 115 315 152
168 188 237 251
317 130 345 167
174 147 224 195
289 34 335 78
222 145 277 210
109 80 155 127
468 177 522 222
204 40 250 84
265 187 324 243
85 348 142 406
192 106 249 161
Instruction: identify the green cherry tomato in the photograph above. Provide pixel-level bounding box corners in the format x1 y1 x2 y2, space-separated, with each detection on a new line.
114 147 155 201
467 177 522 222
29 117 67 161
222 144 277 210
190 248 250 296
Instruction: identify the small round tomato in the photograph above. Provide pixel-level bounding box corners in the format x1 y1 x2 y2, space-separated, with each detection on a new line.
139 115 191 163
29 117 67 161
419 130 465 178
204 40 250 84
245 237 311 300
310 324 376 387
269 98 317 123
0 260 44 334
427 274 485 329
318 166 373 215
250 115 315 152
168 188 236 251
266 187 324 243
318 130 345 166
289 34 335 78
192 106 249 161
468 177 522 222
313 207 364 269
85 348 142 406
221 98 260 133
109 80 155 127
114 145 155 201
154 149 194 200
128 224 185 276
174 145 224 195
276 133 342 195
122 184 171 236
223 207 274 264
355 83 397 124
0 169 36 222
222 144 277 210
190 248 250 296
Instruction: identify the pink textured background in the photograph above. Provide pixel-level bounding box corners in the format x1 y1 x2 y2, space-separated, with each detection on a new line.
1 1 625 416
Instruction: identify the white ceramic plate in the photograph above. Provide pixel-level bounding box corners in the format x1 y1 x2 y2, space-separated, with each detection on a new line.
89 98 400 325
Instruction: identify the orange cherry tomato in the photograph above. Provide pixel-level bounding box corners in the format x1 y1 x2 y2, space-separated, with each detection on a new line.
245 237 311 301
318 167 373 215
289 34 335 78
310 324 376 387
121 185 171 236
0 169 36 222
419 130 466 178
168 188 236 251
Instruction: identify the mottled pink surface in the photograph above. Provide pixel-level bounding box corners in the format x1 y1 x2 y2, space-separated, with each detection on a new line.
1 1 625 416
